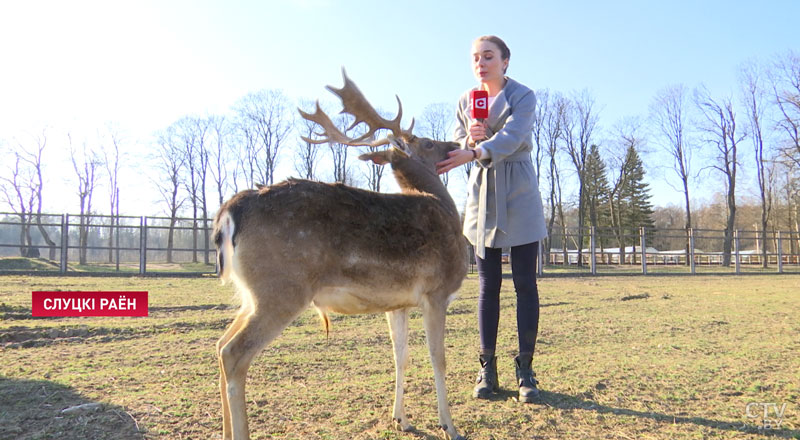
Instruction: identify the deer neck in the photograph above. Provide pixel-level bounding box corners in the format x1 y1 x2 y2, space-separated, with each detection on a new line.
391 158 458 217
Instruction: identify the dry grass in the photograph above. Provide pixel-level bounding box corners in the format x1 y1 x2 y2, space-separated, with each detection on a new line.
1 273 798 439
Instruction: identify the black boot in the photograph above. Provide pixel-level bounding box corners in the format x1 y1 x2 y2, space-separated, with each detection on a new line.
514 354 539 403
472 354 498 399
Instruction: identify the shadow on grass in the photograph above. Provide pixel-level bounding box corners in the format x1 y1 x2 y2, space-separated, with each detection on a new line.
541 301 572 308
2 319 230 349
398 426 454 440
0 303 42 320
1 302 235 321
527 390 799 438
0 376 144 439
148 303 234 314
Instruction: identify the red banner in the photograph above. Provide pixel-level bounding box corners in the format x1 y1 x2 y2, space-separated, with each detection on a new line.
31 291 149 317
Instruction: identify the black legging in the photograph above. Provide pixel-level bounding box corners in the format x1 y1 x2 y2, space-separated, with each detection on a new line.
476 241 540 356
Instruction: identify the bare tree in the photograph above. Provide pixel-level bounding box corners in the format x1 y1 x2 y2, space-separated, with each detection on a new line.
772 159 800 254
694 86 746 267
541 91 567 261
294 99 323 181
361 147 387 192
561 90 599 267
154 127 186 264
768 51 800 253
174 116 212 264
0 147 37 256
209 114 233 206
531 89 548 185
767 51 800 253
234 119 259 189
101 125 122 264
650 84 694 263
771 51 800 167
69 134 102 266
233 89 293 186
0 130 58 259
418 103 454 186
740 60 773 267
328 113 357 185
27 131 58 260
359 128 392 192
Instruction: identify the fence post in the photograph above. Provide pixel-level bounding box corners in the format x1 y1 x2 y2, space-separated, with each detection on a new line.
590 226 597 275
139 216 147 275
777 231 783 274
537 241 544 277
734 229 741 275
640 227 647 275
115 215 121 272
689 228 696 275
60 214 68 273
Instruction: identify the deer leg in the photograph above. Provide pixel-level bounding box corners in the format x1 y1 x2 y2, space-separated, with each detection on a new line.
386 309 412 432
422 300 464 440
217 309 248 439
219 288 308 440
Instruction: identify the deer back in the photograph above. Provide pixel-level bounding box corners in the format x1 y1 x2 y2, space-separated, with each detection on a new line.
213 178 467 312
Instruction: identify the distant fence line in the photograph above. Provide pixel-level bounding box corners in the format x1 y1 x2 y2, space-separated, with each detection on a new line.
1 212 799 276
0 212 215 275
541 225 800 276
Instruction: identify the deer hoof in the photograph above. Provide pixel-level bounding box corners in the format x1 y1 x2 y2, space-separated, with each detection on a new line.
393 417 413 432
441 425 466 440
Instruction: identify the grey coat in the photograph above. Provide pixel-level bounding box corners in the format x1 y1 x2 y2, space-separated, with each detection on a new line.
454 77 547 258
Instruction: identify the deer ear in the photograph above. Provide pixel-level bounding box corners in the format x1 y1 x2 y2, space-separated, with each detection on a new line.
358 151 391 165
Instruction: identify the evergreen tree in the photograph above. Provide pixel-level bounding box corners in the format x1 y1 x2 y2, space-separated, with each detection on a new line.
619 145 655 232
583 144 611 247
607 143 655 260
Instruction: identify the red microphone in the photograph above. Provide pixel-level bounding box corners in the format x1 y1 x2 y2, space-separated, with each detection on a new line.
470 90 489 121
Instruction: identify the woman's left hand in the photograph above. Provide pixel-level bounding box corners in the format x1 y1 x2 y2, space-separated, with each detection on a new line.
436 149 475 175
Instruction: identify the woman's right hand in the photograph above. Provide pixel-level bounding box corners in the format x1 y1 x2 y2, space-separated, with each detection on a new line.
469 121 488 145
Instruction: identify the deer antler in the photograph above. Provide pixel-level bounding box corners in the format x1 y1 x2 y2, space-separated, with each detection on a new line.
299 68 415 147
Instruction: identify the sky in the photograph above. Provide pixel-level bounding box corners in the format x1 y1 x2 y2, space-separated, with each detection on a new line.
1 0 799 216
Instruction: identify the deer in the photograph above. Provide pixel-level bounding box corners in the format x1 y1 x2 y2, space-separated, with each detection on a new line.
212 69 468 440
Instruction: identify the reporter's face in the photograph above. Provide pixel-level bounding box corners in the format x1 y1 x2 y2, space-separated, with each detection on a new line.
472 40 507 84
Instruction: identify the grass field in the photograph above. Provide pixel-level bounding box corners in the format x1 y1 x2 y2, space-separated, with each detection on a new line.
1 273 798 439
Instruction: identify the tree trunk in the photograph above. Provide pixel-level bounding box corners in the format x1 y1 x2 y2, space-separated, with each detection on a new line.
167 217 176 264
203 211 210 265
575 186 585 267
760 210 768 268
108 215 114 264
36 220 57 260
192 204 198 264
18 213 27 256
79 212 87 265
683 178 692 266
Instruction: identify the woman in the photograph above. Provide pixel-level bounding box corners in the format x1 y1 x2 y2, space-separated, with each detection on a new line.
436 35 547 403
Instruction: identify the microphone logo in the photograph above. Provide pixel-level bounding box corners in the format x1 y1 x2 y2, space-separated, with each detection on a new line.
470 90 489 119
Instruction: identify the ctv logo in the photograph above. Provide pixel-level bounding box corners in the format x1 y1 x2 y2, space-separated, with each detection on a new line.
745 402 787 430
474 96 487 110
